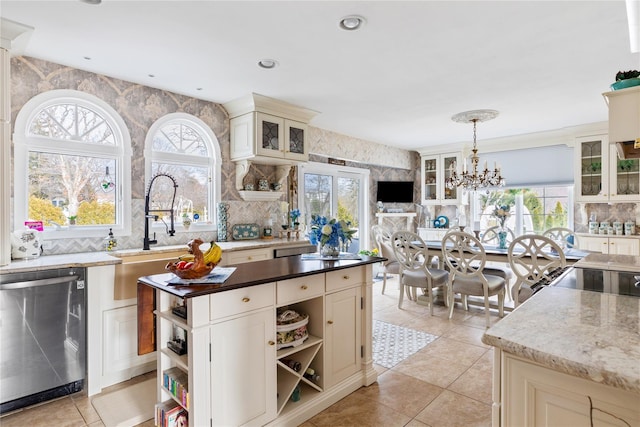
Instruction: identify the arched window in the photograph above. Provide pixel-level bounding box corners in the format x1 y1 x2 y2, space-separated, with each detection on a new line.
13 90 131 238
145 113 220 230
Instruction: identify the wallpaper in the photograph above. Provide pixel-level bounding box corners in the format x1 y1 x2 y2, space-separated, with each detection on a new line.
9 56 417 254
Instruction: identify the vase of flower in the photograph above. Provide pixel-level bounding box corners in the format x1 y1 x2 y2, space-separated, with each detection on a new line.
497 228 508 249
309 215 356 258
320 243 340 257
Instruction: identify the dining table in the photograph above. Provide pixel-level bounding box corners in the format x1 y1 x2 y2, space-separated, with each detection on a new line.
421 240 590 269
413 239 590 312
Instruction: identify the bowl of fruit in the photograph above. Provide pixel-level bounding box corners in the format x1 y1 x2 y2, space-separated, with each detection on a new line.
166 238 223 280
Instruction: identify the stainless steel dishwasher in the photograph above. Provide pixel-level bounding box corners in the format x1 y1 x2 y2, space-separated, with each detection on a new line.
0 267 86 414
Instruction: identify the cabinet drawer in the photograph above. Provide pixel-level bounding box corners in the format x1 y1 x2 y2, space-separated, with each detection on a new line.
326 267 363 292
224 248 272 265
276 274 324 306
210 283 275 320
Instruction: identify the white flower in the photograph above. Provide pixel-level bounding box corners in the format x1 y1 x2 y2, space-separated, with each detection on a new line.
321 224 333 235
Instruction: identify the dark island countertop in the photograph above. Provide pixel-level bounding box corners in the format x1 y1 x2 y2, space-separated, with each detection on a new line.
138 255 384 298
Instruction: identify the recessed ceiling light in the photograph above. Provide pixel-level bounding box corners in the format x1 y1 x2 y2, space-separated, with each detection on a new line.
339 15 365 31
83 56 91 60
148 74 155 78
196 88 203 91
79 0 102 4
258 59 278 69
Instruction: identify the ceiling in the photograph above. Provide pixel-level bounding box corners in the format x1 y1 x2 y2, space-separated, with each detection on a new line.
1 1 639 152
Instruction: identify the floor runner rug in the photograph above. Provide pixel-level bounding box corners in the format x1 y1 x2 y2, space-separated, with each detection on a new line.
372 320 438 369
92 378 155 427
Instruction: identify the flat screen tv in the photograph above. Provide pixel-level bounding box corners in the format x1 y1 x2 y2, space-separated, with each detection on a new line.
376 181 414 203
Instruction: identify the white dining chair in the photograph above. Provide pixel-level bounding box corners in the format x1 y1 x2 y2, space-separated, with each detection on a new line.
441 231 506 327
508 234 567 306
542 227 579 250
371 225 400 294
391 231 449 314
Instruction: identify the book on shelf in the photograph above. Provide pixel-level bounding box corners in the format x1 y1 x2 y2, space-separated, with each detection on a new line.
155 401 188 427
163 367 189 408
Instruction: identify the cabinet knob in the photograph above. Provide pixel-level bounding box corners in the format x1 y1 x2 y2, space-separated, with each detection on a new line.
248 256 253 260
301 285 308 290
242 297 250 302
342 275 349 280
327 320 334 325
268 340 275 346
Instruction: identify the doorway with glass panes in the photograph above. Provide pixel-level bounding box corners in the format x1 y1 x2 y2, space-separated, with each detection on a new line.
298 162 370 253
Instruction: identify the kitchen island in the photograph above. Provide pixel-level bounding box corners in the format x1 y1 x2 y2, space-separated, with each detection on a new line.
482 282 639 426
138 254 381 427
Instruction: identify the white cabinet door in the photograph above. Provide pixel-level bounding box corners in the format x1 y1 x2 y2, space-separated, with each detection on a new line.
608 237 640 256
210 307 277 427
284 119 308 161
575 136 610 201
102 305 155 385
503 353 639 427
324 287 362 389
421 153 461 205
607 143 640 202
256 112 285 159
578 235 609 253
579 235 640 255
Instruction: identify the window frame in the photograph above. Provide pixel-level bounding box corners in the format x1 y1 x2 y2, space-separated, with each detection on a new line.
469 183 574 236
144 113 221 232
13 89 132 239
297 162 370 250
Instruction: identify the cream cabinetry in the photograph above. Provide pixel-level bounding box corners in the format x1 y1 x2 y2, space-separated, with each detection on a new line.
575 135 640 201
229 112 309 163
418 227 447 241
219 247 273 266
578 235 640 255
421 153 461 205
148 262 375 427
224 93 318 191
500 352 639 427
210 307 277 426
604 85 640 144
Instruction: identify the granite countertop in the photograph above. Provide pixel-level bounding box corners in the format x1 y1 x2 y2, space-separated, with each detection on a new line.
0 238 314 274
574 252 640 272
482 286 640 393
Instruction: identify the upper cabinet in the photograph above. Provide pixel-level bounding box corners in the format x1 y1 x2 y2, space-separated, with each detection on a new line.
575 135 640 202
224 94 318 191
604 86 640 144
421 153 461 205
229 112 309 163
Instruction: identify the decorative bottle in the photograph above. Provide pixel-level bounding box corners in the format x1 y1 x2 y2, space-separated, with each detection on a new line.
103 228 117 251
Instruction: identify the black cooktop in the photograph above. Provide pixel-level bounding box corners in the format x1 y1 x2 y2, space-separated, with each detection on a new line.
547 267 640 297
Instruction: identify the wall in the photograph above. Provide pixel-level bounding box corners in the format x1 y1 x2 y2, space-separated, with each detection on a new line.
10 56 416 254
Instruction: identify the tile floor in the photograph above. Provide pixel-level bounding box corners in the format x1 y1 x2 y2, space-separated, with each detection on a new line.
0 275 505 427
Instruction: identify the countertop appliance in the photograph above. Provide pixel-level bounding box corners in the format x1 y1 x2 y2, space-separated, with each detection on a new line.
0 267 86 413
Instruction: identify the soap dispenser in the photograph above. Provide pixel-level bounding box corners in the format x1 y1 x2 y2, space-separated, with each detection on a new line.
104 228 117 251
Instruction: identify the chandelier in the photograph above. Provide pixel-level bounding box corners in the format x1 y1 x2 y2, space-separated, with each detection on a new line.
445 109 505 191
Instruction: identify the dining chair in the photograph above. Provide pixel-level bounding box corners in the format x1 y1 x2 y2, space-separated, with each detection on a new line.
441 231 506 328
372 225 400 294
508 234 567 306
391 231 449 314
542 227 579 250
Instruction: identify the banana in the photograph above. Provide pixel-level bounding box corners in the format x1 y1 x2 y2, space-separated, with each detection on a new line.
203 241 222 265
178 253 195 262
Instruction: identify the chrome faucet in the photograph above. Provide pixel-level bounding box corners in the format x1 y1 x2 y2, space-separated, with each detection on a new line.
143 173 178 250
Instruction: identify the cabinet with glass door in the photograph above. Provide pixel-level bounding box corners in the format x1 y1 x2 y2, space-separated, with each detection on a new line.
575 135 640 201
420 153 461 205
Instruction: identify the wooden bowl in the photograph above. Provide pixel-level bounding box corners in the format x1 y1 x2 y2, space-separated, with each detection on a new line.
165 261 216 280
